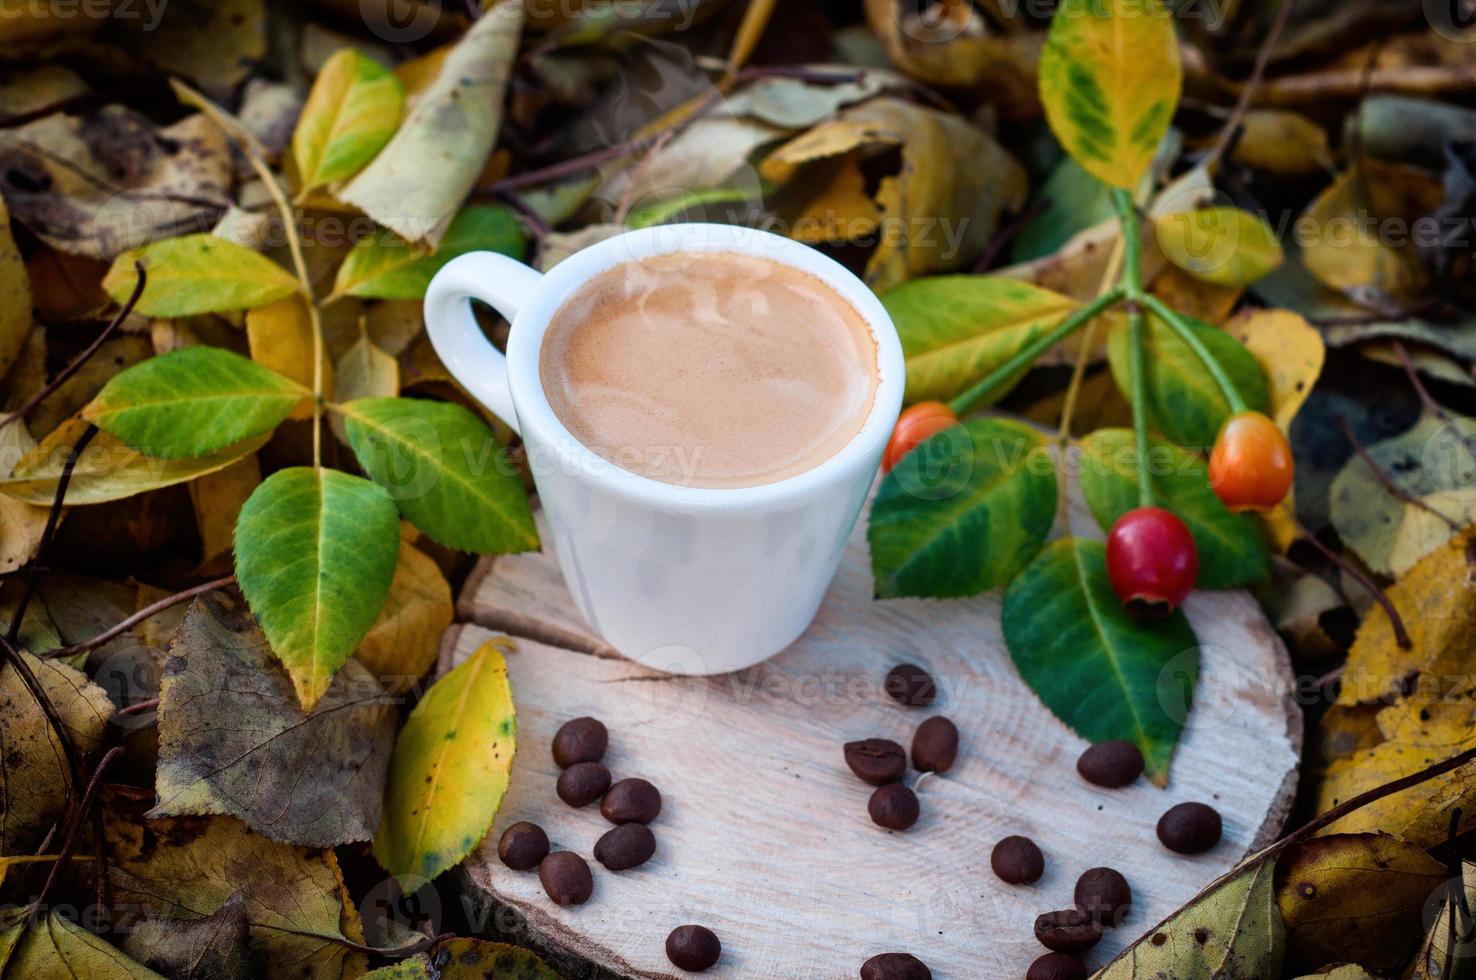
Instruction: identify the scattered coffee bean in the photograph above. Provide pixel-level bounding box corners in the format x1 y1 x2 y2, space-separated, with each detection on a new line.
602 777 662 824
1034 909 1103 953
552 716 608 768
860 951 932 980
990 835 1044 884
1157 802 1222 854
538 851 593 906
497 821 549 871
911 716 958 773
666 925 721 972
884 663 936 707
594 823 657 871
1026 952 1087 980
557 761 611 808
1074 867 1132 926
1076 740 1144 788
867 783 919 831
844 738 907 786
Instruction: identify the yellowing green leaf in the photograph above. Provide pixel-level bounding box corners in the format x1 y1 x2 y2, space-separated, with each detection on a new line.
880 276 1078 405
0 420 269 506
1154 207 1285 287
374 638 516 882
1038 0 1181 190
1096 860 1285 978
102 234 300 316
10 911 163 979
233 467 401 710
330 206 526 302
340 397 538 555
293 48 404 197
357 540 453 691
363 938 560 980
82 346 308 458
245 296 334 421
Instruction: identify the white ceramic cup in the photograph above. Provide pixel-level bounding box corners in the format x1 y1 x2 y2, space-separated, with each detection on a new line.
424 223 904 675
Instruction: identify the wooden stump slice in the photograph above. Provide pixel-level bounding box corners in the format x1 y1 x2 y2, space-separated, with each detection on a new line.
448 490 1301 979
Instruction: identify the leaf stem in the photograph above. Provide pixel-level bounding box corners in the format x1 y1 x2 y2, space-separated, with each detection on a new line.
1284 505 1412 649
42 575 234 661
946 288 1124 418
1141 292 1250 415
1111 189 1144 300
1127 308 1155 509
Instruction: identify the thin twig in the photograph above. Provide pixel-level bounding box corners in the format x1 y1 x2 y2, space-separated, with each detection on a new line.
1335 415 1459 529
971 201 1047 274
0 635 84 815
1203 0 1296 169
0 264 147 433
1056 235 1127 443
1286 507 1412 649
43 576 233 661
6 424 98 646
270 925 437 958
115 697 160 717
31 746 123 923
1391 340 1448 418
492 190 553 239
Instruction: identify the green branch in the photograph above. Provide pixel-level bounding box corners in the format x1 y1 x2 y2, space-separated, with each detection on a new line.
1127 308 1154 509
947 288 1125 418
1141 293 1249 415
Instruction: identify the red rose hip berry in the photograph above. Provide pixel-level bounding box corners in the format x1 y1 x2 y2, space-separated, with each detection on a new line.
882 401 957 473
1105 507 1197 617
1208 410 1293 511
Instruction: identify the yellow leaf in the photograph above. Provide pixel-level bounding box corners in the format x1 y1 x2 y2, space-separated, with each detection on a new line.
188 453 261 566
374 638 516 882
779 155 880 245
10 910 162 979
356 540 453 692
329 328 398 444
1225 308 1324 431
1153 206 1285 287
1038 0 1181 190
292 48 404 198
1232 109 1333 175
0 194 32 380
245 295 334 420
863 0 1040 110
1148 264 1242 325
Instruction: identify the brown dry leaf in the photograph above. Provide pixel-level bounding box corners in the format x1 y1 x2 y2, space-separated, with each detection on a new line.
1336 528 1476 707
761 97 1026 291
28 333 151 436
1148 264 1242 325
0 417 46 575
0 648 114 854
0 64 87 120
245 295 335 420
0 193 32 381
778 154 881 244
0 107 231 260
102 786 365 978
120 890 252 980
116 0 265 101
2 328 45 415
592 115 779 218
329 327 398 444
1256 557 1344 661
188 454 261 566
863 0 1040 112
152 592 397 847
1315 682 1476 849
340 0 523 248
356 539 454 692
1276 832 1447 974
26 248 110 323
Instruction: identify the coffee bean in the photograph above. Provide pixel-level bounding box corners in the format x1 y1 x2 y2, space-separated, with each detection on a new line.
594 823 656 871
1074 867 1132 926
867 783 919 831
1157 802 1222 854
538 851 593 906
1034 909 1103 952
910 716 958 773
1076 740 1144 788
860 952 931 980
844 739 906 786
552 716 608 768
557 761 611 808
665 925 721 972
602 777 662 824
990 835 1044 885
1026 952 1087 980
497 821 549 871
884 663 936 707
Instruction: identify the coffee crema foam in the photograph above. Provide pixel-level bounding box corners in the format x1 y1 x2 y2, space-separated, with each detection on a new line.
540 251 879 489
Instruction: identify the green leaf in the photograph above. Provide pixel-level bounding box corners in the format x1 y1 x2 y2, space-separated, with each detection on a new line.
1001 537 1198 781
340 397 538 555
233 467 400 711
1154 206 1286 286
1107 311 1269 448
102 235 301 316
868 418 1057 598
1095 859 1285 978
374 639 516 882
1079 428 1268 588
330 206 527 301
1329 414 1476 577
292 48 404 196
82 346 308 458
1038 0 1182 190
881 276 1079 405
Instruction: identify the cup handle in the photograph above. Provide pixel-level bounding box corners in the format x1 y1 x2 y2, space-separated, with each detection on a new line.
424 251 543 435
